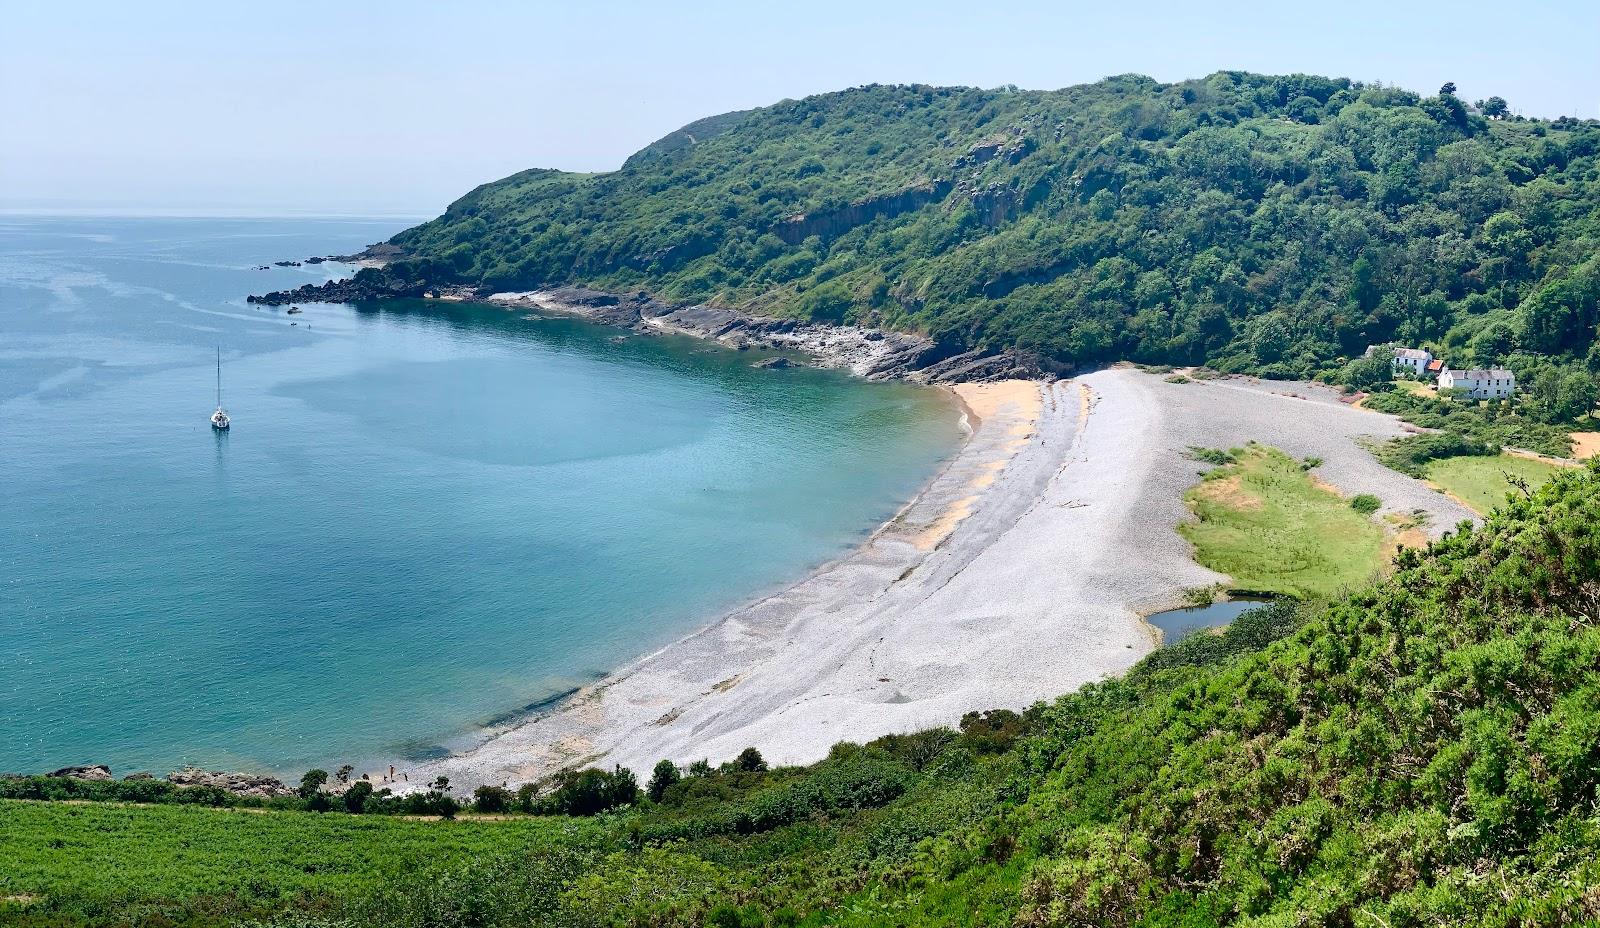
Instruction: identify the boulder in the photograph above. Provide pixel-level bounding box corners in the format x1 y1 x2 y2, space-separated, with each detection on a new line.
49 764 113 781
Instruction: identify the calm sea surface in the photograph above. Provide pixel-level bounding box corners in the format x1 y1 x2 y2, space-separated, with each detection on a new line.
0 216 960 776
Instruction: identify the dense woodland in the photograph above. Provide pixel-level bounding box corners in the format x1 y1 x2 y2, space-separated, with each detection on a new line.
366 73 1598 395
7 465 1599 926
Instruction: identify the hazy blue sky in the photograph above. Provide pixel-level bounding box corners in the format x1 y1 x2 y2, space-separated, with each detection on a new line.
4 0 1597 216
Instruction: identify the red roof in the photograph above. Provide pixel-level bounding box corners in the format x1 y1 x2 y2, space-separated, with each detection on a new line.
1427 359 1445 373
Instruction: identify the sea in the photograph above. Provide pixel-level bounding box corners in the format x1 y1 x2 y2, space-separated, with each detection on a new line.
0 215 961 777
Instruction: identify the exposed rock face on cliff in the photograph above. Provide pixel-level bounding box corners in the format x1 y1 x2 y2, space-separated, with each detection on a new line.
166 767 296 799
771 181 951 245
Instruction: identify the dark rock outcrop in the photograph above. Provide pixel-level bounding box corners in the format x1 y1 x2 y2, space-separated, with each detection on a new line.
249 269 433 306
535 287 660 326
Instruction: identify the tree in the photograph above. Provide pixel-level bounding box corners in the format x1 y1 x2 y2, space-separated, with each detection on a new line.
472 784 511 813
1482 211 1532 308
298 769 328 800
1516 259 1600 355
1521 368 1599 424
343 780 373 814
646 760 682 803
1344 353 1395 391
335 765 354 785
1470 321 1516 368
541 765 641 816
734 748 768 773
1439 81 1457 96
1480 96 1509 118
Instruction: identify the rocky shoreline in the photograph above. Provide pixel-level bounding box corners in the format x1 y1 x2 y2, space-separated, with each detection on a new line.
249 271 1064 384
26 763 297 799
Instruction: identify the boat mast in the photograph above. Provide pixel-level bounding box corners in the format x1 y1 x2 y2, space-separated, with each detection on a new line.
216 347 222 408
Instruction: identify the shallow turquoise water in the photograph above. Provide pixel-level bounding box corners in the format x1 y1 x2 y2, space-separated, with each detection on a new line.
0 217 961 777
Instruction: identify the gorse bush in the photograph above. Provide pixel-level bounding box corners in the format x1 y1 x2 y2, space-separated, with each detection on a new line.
1350 492 1381 513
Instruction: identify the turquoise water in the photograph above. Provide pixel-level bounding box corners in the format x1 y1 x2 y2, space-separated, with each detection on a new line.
0 217 961 777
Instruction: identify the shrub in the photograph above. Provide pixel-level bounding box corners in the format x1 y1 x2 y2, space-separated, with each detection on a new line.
647 760 682 803
539 766 640 816
342 780 373 814
298 769 329 799
1350 494 1382 514
733 748 768 773
472 785 511 813
1186 446 1238 465
959 709 1028 753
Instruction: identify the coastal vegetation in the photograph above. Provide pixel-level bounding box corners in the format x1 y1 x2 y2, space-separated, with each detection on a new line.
11 463 1600 927
1178 444 1389 599
0 801 596 924
1422 451 1570 514
334 74 1597 395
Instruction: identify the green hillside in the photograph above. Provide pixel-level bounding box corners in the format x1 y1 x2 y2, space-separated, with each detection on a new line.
9 464 1600 927
353 73 1600 383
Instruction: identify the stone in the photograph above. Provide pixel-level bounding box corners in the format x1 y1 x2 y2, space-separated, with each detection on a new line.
166 767 296 799
49 764 113 781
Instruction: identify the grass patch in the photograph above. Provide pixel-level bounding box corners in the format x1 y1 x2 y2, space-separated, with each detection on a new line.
1178 444 1389 599
1184 445 1237 466
0 800 596 923
1423 452 1572 515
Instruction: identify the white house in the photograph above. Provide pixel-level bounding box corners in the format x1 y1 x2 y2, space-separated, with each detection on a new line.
1366 344 1434 375
1438 368 1516 400
1391 347 1433 376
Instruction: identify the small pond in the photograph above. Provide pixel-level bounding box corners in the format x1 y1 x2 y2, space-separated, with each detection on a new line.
1147 598 1274 644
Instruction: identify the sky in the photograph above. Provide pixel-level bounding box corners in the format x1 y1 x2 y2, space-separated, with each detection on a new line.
3 0 1597 216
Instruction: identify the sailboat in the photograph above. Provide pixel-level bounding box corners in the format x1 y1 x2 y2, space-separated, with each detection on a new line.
210 347 231 431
